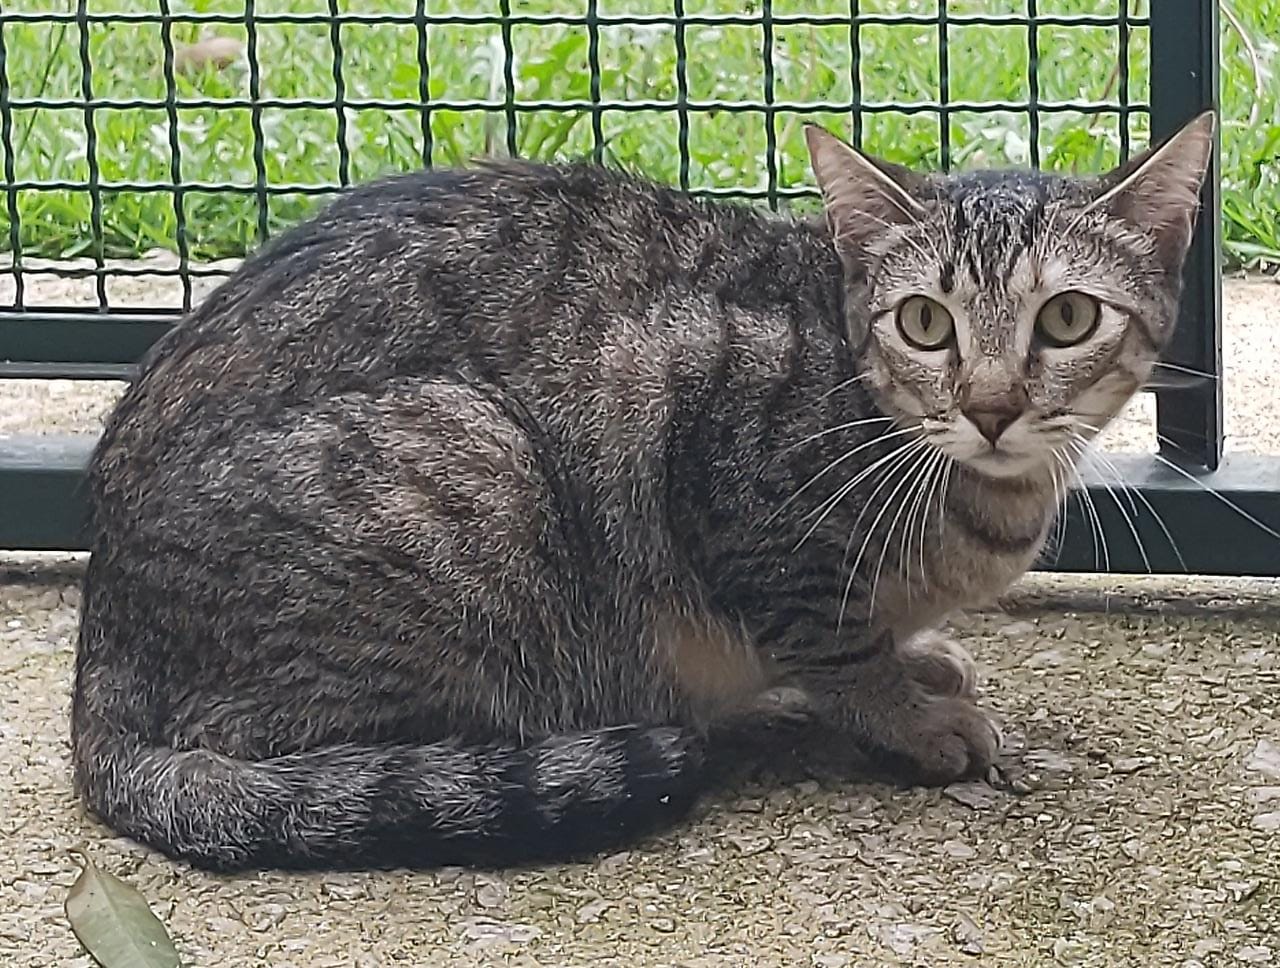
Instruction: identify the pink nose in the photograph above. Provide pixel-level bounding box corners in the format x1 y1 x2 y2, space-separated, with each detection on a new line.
963 407 1020 445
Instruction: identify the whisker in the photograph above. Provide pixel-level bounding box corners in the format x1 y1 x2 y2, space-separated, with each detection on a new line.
1046 449 1070 559
1062 439 1102 569
839 437 930 568
901 448 932 595
1081 444 1188 571
764 424 919 527
814 371 874 403
1152 442 1280 544
1065 437 1111 571
904 448 946 598
832 438 932 631
866 444 938 620
1052 446 1093 567
792 435 927 552
1152 360 1219 382
779 415 898 455
839 442 933 629
920 450 950 589
1073 434 1151 573
897 451 931 601
937 455 953 555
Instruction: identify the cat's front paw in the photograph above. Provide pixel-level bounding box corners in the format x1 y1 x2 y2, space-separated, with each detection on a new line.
749 684 818 728
861 692 1002 786
899 629 978 698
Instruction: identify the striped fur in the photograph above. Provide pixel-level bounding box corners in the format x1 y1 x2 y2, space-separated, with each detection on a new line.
74 116 1213 870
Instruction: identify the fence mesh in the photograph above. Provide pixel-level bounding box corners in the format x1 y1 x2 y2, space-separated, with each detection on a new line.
2 2 1149 320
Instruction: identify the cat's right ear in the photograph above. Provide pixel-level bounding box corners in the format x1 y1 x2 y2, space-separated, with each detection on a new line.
804 125 927 271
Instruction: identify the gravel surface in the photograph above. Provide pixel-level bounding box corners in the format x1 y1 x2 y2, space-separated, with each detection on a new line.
0 561 1278 966
1 267 1278 966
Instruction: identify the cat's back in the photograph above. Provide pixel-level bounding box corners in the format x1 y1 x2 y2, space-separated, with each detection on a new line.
96 160 834 468
114 161 819 417
159 160 763 371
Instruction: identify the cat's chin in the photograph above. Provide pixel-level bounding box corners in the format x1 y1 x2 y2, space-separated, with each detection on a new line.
958 449 1049 482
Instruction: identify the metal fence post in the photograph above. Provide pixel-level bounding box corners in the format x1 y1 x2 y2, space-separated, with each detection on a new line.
1149 0 1224 470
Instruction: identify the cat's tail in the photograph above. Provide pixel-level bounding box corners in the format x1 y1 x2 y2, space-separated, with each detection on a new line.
72 723 705 872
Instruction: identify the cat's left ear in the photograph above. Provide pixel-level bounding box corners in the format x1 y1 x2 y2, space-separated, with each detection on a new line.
1094 110 1216 274
804 125 927 272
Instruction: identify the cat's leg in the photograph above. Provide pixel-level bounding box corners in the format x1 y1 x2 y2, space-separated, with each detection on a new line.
749 684 818 724
797 632 1000 785
897 628 978 699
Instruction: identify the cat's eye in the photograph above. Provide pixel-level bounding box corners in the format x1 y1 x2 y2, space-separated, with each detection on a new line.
895 296 955 350
1035 291 1100 348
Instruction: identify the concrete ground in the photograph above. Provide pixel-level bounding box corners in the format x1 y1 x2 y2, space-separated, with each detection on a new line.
1 566 1277 967
1 270 1278 966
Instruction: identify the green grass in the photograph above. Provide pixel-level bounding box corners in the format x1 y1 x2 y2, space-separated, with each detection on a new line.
2 0 1278 269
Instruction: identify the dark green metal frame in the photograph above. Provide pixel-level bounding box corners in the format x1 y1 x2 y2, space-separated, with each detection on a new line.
2 1 1276 575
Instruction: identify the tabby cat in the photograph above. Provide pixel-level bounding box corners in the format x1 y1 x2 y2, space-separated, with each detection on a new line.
72 112 1214 871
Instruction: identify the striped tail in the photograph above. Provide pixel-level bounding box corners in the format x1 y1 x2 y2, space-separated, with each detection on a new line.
72 724 705 871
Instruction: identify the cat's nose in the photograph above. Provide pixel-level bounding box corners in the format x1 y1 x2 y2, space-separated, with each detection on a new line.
963 406 1020 446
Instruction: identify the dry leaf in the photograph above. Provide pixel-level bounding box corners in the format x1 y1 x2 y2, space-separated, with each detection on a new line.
65 853 181 968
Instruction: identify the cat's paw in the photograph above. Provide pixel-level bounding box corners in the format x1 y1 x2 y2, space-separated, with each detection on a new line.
709 685 817 739
898 629 978 698
750 684 817 727
864 694 1002 786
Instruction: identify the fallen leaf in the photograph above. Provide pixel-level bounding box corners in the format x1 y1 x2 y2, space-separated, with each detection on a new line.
942 839 977 860
998 621 1036 637
1225 880 1261 902
1120 838 1146 861
1026 648 1068 669
65 853 180 968
1023 749 1074 773
813 956 850 968
596 851 632 875
1052 936 1089 964
1245 786 1280 805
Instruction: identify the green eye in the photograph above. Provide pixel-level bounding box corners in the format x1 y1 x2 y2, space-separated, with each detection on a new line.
1036 291 1100 348
896 296 955 350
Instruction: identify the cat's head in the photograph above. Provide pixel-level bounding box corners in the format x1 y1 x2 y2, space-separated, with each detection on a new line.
805 112 1215 481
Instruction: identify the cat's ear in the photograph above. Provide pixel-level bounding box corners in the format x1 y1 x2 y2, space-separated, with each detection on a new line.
1093 110 1216 273
804 124 927 271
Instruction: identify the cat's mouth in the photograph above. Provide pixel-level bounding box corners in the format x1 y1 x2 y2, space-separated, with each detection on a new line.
950 442 1051 480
